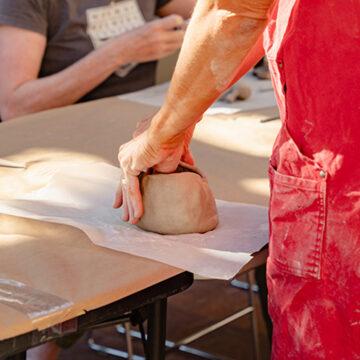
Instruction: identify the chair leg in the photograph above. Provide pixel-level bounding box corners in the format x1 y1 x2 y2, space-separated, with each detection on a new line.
87 329 144 359
125 322 134 360
247 271 261 360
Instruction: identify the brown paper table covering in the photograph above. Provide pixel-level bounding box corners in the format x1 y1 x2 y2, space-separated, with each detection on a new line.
0 97 275 341
0 99 185 341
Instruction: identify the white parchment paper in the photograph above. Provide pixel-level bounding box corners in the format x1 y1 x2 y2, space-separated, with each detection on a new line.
0 163 268 279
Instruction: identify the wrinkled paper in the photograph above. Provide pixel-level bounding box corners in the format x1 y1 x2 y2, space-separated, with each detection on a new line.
0 163 268 279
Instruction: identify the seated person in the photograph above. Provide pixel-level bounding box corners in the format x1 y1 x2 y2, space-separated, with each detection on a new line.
0 0 194 121
0 1 194 358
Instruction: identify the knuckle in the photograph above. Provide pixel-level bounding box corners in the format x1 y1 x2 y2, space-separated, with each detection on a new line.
168 14 183 25
119 157 129 170
174 14 184 24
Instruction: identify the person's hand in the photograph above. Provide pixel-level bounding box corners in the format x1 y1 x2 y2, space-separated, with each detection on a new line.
133 114 195 164
118 15 186 64
113 123 195 224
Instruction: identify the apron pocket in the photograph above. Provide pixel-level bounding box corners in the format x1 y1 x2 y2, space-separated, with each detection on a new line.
268 164 326 279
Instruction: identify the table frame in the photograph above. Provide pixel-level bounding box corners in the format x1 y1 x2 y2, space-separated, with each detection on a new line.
1 272 193 360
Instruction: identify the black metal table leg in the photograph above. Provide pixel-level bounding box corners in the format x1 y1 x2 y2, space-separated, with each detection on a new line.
147 298 167 360
1 273 193 360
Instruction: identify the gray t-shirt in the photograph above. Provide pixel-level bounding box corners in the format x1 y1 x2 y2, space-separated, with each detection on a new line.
0 0 171 101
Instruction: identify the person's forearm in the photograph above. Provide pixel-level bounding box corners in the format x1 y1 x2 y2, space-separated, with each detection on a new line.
150 0 275 141
157 0 195 20
2 38 129 120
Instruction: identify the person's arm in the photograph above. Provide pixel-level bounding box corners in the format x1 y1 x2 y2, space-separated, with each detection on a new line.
114 0 276 224
152 0 275 136
0 16 184 121
157 0 195 19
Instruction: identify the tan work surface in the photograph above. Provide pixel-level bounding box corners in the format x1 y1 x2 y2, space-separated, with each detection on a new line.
0 97 276 340
0 98 185 341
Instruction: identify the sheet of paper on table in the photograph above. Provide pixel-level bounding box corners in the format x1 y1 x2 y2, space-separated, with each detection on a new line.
118 73 276 115
0 163 268 280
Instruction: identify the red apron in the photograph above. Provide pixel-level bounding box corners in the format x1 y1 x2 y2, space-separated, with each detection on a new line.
264 1 360 358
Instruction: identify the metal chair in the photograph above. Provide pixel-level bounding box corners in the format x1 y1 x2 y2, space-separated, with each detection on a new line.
87 269 261 360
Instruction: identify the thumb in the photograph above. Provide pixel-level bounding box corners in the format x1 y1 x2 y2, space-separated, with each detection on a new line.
153 156 180 174
181 147 195 166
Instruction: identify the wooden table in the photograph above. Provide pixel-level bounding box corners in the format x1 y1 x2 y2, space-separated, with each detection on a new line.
0 97 273 359
0 98 195 359
0 272 193 360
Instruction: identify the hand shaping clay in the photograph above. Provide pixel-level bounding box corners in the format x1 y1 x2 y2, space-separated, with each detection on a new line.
136 163 218 235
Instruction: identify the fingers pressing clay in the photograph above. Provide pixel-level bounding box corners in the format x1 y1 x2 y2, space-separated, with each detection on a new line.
181 147 195 166
113 182 123 208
